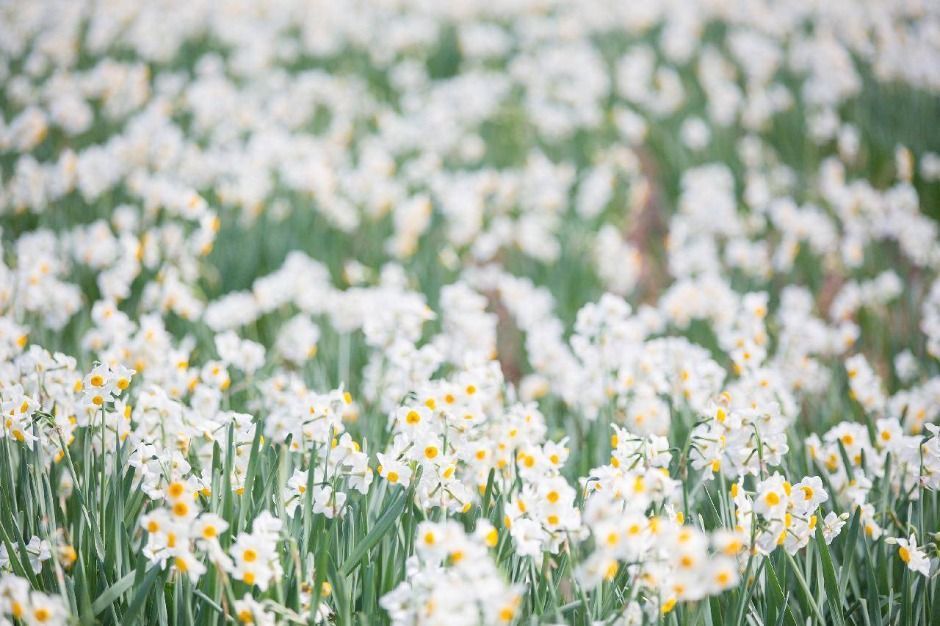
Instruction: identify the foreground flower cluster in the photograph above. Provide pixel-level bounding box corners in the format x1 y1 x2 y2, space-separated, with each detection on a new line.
1 1 939 625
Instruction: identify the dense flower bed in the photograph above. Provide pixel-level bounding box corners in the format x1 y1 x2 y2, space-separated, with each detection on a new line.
0 1 938 625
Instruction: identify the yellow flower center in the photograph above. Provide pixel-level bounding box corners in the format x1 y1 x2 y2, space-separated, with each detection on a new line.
899 546 911 563
604 561 619 580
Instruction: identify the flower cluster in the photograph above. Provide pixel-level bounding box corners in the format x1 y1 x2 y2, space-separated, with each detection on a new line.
380 521 524 626
0 574 67 626
577 431 743 613
732 473 838 556
0 0 938 623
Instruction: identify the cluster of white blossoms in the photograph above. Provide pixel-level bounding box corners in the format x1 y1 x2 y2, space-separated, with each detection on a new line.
0 574 67 626
380 521 523 626
577 431 741 606
1 0 939 624
735 473 836 555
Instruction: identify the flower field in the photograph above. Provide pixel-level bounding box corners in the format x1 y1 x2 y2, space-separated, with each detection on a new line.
1 1 939 625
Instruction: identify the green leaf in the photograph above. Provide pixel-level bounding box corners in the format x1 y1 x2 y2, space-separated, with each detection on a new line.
815 522 845 626
91 570 136 615
861 541 884 626
784 551 826 625
328 553 352 626
765 556 797 626
340 490 406 576
838 508 861 598
121 566 164 625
